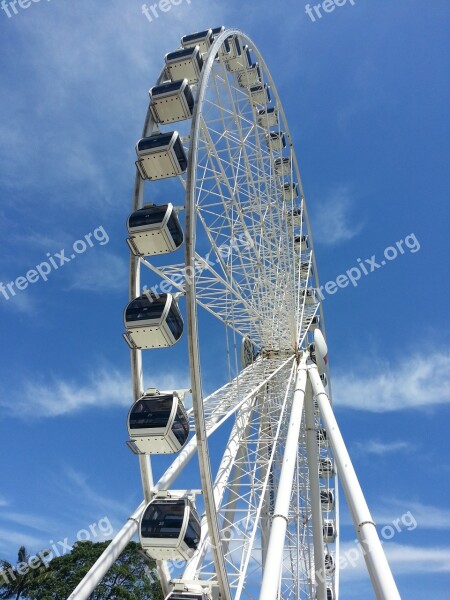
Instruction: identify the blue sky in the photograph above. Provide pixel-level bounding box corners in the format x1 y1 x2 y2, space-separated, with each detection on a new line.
0 0 449 598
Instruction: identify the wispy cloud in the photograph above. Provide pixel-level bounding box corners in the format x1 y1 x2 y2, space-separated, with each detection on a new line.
0 512 56 534
310 186 364 245
67 253 128 293
1 366 189 418
374 500 450 530
340 542 450 580
353 439 413 456
0 528 45 554
333 350 450 412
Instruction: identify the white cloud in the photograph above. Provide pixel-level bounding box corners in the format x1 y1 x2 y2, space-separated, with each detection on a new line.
0 528 45 553
333 350 450 411
1 366 189 418
310 186 364 245
374 500 450 530
0 512 56 534
339 541 450 581
353 439 413 456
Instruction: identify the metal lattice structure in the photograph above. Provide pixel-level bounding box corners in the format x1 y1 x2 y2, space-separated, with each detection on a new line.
69 27 400 600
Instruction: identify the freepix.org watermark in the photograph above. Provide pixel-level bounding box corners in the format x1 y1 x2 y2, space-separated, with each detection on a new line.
0 516 113 585
1 0 54 19
305 0 357 23
141 0 191 24
316 510 417 583
318 233 420 301
0 225 110 303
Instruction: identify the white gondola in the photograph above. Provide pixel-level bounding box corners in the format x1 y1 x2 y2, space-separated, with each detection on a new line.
316 590 334 600
181 29 213 54
295 235 309 253
320 373 328 388
149 79 194 124
274 156 291 176
135 132 187 181
287 208 303 228
123 293 183 350
257 107 278 129
317 427 329 447
320 489 335 511
281 182 298 201
127 389 189 454
211 26 225 39
301 288 317 305
241 336 257 368
319 458 335 479
140 497 201 560
126 203 183 257
323 519 337 543
266 132 286 153
310 316 320 331
224 39 252 72
166 584 212 600
300 261 313 278
237 64 262 88
249 84 271 106
325 553 335 575
165 46 204 84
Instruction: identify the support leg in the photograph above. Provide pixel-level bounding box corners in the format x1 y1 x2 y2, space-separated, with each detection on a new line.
308 366 401 600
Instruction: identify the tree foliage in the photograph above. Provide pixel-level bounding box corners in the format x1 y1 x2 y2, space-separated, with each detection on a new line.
0 542 163 600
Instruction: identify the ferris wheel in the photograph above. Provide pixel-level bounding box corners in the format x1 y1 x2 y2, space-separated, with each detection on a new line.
70 28 401 600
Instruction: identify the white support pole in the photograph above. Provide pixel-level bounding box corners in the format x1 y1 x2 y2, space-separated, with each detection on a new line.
259 359 308 600
304 380 328 600
308 366 401 600
258 392 273 569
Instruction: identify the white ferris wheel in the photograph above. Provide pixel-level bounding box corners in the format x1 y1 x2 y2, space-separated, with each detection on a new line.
70 27 401 600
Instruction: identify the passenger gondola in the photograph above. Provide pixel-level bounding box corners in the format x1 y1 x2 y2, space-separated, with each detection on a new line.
301 288 317 305
323 519 337 543
149 79 194 124
257 107 278 129
320 489 335 511
224 39 252 72
166 580 212 600
181 29 214 53
165 46 204 84
281 182 298 201
294 235 309 252
140 496 201 560
127 389 189 454
287 208 304 228
238 64 262 88
320 373 328 388
123 292 184 350
319 458 335 479
249 84 271 106
126 203 183 256
266 131 286 153
310 316 320 331
135 131 187 181
324 552 335 574
274 156 291 176
317 427 329 447
300 261 313 278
